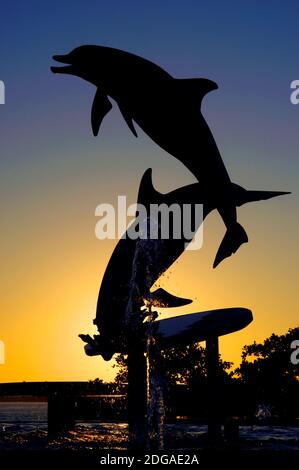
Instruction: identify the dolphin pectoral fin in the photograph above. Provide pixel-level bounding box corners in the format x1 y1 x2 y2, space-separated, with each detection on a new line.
176 78 218 107
91 89 113 136
213 223 248 268
145 287 192 308
118 104 138 137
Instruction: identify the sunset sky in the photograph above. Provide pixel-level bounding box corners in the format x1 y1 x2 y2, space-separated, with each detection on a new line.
0 1 298 382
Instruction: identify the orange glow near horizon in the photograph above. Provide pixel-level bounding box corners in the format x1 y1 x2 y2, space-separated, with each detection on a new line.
0 159 297 383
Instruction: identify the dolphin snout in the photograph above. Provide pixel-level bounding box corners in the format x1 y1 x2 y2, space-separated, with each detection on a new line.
52 54 72 64
51 54 74 74
51 53 74 74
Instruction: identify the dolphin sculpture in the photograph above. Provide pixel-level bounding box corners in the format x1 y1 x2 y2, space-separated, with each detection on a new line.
79 168 287 360
51 45 290 267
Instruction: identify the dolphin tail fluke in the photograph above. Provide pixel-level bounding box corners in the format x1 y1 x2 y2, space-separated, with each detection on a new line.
232 183 291 206
241 190 290 204
213 223 248 268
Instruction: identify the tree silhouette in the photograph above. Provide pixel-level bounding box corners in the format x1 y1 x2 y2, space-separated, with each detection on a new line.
113 343 232 387
235 327 299 420
113 328 299 421
113 343 233 419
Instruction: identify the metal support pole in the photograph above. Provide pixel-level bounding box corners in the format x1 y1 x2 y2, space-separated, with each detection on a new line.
206 335 222 443
127 331 147 451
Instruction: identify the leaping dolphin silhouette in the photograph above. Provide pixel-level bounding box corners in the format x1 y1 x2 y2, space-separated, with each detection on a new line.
79 168 287 360
51 45 290 267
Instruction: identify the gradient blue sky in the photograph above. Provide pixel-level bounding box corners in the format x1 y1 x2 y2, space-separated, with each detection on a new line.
1 1 298 184
0 1 298 382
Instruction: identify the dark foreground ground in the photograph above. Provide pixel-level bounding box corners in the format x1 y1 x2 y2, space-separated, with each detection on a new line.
0 448 298 469
0 426 298 469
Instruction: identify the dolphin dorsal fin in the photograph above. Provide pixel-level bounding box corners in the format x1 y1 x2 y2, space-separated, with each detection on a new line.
91 89 113 136
176 78 218 107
